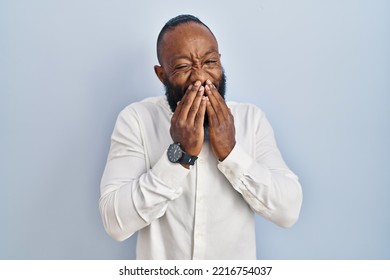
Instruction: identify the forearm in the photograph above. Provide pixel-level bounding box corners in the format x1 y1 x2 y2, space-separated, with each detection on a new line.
218 145 303 228
99 152 189 241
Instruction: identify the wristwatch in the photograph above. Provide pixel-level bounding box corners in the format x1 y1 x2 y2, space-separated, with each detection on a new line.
167 143 198 165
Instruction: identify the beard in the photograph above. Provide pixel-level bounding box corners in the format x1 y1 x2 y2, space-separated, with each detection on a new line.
164 71 227 128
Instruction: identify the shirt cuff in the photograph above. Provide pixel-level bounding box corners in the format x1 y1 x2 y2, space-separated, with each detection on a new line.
217 144 272 188
151 149 191 190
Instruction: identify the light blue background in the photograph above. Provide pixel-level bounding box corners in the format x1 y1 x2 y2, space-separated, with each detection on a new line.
1 0 389 259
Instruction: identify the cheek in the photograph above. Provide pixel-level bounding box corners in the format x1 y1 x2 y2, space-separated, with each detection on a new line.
169 72 191 87
207 68 223 82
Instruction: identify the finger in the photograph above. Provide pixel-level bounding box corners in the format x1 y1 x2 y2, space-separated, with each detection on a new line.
171 82 198 124
194 96 207 128
187 85 205 125
206 79 225 102
206 98 219 126
205 80 229 123
177 81 202 121
172 85 191 118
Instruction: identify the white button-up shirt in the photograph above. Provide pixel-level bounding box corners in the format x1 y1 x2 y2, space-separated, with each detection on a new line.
99 96 302 259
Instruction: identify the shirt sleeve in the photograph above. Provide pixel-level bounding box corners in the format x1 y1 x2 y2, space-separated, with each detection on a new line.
217 109 303 228
99 107 189 241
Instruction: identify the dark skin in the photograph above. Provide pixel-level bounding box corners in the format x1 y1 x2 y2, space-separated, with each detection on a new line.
154 23 236 167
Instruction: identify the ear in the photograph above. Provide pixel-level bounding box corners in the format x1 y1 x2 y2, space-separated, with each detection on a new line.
154 65 165 83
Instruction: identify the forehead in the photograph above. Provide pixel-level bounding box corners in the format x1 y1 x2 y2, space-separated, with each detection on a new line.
160 22 219 62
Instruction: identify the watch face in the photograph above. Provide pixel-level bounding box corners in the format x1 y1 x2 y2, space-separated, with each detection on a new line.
168 144 183 163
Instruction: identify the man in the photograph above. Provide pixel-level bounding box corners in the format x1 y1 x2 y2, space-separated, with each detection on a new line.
99 15 302 259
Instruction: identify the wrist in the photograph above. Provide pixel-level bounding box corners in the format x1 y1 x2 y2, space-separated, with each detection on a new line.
180 163 190 169
167 143 198 166
217 142 236 161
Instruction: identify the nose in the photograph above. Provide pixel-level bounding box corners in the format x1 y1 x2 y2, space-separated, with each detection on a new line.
189 66 209 86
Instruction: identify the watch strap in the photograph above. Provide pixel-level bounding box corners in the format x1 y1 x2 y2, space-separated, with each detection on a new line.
179 153 198 165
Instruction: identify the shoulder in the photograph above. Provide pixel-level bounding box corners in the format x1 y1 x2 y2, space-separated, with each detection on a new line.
227 101 266 120
123 95 168 111
120 96 170 117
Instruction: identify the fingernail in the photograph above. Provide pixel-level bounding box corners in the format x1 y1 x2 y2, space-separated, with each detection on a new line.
199 86 204 91
188 85 193 90
206 79 212 85
195 81 201 86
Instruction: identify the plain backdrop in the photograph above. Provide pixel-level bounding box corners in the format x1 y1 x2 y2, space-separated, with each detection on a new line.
1 0 389 259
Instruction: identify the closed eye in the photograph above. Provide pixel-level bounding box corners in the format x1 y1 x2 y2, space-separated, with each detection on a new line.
175 64 191 70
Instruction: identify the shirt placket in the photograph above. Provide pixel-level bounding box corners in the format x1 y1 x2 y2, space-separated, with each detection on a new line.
191 143 210 260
